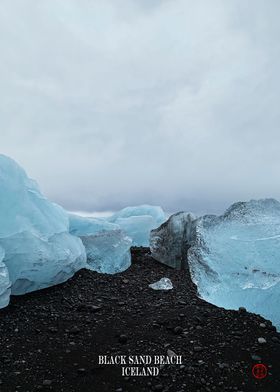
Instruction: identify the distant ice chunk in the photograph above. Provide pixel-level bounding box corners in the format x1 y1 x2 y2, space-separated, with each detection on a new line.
149 277 173 290
109 205 166 222
69 214 120 236
108 205 166 246
69 205 167 272
0 154 86 300
151 199 280 330
69 214 132 274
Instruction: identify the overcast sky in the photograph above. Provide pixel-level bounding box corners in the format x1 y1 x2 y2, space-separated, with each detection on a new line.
1 0 280 214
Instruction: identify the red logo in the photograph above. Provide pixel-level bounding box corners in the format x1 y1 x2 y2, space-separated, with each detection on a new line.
252 364 268 379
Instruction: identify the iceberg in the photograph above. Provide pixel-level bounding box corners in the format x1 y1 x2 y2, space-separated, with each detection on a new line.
108 205 166 246
0 154 86 301
151 199 280 330
69 214 132 274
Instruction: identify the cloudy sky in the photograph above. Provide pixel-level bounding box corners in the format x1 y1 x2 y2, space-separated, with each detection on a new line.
1 0 280 214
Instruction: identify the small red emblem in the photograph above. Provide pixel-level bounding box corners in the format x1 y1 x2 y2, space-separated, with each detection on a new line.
252 363 268 379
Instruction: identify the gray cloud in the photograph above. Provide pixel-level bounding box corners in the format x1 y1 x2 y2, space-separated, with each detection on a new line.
1 0 280 214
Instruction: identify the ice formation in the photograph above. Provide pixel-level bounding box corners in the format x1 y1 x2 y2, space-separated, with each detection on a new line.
0 154 86 302
69 214 132 274
149 277 173 290
68 204 167 272
0 246 11 308
150 212 196 269
0 154 168 308
108 205 166 246
151 199 280 330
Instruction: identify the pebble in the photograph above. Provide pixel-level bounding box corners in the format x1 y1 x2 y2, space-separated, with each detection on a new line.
258 337 266 344
272 336 280 343
174 326 183 335
167 349 176 357
89 305 102 312
194 346 204 352
48 327 58 333
218 363 229 369
251 354 261 361
70 327 80 335
118 334 128 344
42 380 52 386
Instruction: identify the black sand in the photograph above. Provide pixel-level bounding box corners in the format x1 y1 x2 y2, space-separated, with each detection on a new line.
0 247 279 392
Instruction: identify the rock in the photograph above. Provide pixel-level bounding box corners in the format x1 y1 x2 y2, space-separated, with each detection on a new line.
194 346 204 352
271 336 280 343
89 305 102 312
77 304 102 312
174 326 183 335
251 354 261 361
259 323 266 328
167 349 177 357
118 334 128 344
257 337 266 344
70 326 81 335
42 380 52 386
238 307 246 313
154 384 163 391
218 363 229 369
48 327 58 333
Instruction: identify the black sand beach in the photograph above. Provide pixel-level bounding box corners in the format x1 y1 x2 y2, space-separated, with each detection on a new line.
0 247 279 392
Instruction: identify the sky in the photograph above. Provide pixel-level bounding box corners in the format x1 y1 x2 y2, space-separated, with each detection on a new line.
1 0 280 215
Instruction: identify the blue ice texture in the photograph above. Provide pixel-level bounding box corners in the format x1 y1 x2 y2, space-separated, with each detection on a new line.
151 199 280 330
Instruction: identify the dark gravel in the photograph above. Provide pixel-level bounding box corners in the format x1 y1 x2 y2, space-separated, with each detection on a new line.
0 247 279 392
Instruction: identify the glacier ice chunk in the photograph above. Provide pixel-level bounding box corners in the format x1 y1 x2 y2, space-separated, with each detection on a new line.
149 277 173 290
0 154 86 299
68 205 167 272
109 205 166 222
0 246 11 308
151 199 280 330
69 214 132 274
108 205 166 246
150 212 196 269
69 214 120 236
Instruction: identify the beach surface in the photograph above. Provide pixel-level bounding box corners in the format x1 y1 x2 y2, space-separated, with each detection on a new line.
0 247 279 392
